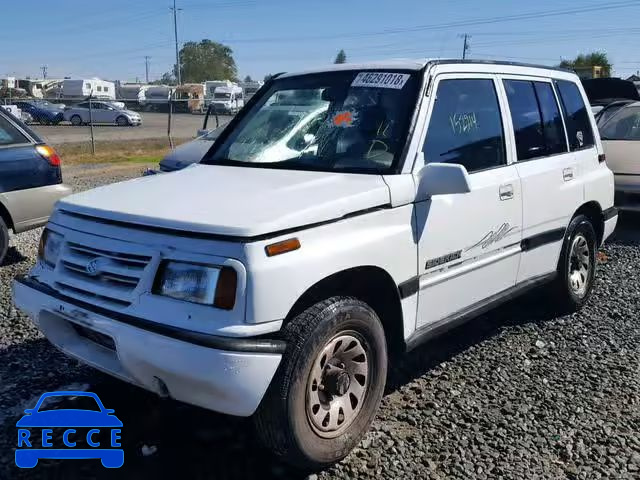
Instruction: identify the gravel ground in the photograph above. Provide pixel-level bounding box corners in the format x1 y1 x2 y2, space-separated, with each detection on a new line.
0 165 638 479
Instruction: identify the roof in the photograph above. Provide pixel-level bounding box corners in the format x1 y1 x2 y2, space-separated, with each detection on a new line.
278 58 573 79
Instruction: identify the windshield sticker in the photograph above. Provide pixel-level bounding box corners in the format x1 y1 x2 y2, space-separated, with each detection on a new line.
351 72 410 90
449 112 479 135
332 110 357 128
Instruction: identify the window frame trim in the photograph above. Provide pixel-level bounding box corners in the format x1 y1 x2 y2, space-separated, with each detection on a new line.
413 73 512 175
553 78 596 153
498 75 573 163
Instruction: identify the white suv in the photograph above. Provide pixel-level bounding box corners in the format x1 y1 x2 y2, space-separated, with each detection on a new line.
14 60 617 468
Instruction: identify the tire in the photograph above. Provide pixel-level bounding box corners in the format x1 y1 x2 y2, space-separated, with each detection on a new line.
254 296 388 469
116 115 130 127
70 115 82 126
0 216 9 266
550 214 597 311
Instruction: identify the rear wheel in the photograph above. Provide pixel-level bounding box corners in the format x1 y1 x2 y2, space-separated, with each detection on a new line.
70 115 82 126
254 296 387 469
551 214 597 311
0 216 9 265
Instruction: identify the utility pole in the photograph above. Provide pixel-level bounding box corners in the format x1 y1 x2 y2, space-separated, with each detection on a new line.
460 34 470 60
170 0 182 85
144 56 151 83
41 65 48 79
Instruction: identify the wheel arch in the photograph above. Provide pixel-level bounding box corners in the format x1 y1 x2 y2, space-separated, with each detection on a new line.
573 201 604 245
284 266 406 357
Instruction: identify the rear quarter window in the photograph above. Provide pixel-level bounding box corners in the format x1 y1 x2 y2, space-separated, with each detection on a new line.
0 113 29 146
555 80 595 151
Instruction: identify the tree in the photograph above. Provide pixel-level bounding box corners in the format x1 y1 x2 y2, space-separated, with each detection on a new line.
264 73 273 82
150 72 176 85
173 39 237 83
243 75 253 83
334 49 347 64
559 52 612 77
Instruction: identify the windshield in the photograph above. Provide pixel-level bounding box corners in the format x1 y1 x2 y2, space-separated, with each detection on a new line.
204 70 419 173
214 92 231 99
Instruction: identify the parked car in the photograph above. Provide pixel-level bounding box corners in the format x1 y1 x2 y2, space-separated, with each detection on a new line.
12 100 64 125
63 101 141 126
0 108 71 264
14 60 617 469
599 101 640 210
595 99 635 127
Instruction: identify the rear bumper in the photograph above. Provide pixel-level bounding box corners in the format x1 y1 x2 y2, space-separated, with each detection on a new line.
13 276 284 417
603 207 618 243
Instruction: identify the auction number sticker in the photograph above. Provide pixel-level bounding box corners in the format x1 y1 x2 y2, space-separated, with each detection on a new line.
351 72 410 89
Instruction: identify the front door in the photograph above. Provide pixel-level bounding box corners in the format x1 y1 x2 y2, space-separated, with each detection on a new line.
414 75 522 329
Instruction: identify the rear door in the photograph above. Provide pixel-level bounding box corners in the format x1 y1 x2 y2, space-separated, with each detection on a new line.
499 77 585 283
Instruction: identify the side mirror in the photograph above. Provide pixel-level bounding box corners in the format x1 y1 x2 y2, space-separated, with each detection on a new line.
416 162 471 201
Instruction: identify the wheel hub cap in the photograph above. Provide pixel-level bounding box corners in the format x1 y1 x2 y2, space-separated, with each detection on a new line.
306 333 369 438
568 234 591 297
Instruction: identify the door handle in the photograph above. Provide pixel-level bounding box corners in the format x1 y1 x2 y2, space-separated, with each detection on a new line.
563 168 574 182
499 184 514 201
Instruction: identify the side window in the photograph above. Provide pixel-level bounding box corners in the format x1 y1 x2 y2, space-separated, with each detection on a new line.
555 80 594 150
96 86 102 92
85 83 92 90
0 114 29 146
601 107 640 141
503 80 545 160
533 82 567 155
76 102 89 109
104 86 109 92
422 78 506 173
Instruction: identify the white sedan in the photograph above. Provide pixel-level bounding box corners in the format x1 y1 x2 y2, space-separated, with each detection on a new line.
63 101 142 126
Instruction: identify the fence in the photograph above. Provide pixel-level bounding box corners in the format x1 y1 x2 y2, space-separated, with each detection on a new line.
0 93 234 165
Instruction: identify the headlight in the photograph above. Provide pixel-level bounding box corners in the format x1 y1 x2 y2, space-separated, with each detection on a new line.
38 229 63 267
153 261 237 309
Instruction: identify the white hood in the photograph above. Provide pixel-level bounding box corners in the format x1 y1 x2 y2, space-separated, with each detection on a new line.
59 165 391 238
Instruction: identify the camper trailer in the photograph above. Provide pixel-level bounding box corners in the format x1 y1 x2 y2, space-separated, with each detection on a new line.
117 84 150 109
174 83 206 113
240 80 264 100
140 85 173 111
59 79 116 100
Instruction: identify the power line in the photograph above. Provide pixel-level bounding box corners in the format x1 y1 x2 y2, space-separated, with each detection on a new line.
209 1 640 44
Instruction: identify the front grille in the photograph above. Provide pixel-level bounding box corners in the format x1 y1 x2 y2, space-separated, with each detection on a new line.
55 241 152 308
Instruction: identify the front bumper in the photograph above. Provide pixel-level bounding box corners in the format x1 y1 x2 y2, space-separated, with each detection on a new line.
13 276 284 417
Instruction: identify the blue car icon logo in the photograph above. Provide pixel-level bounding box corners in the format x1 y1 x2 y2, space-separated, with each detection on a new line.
16 391 123 468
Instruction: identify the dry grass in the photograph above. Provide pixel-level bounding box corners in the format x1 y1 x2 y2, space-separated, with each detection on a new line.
55 138 191 165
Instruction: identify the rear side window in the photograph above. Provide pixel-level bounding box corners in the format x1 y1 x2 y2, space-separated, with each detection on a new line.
423 78 506 173
0 113 29 146
503 80 545 160
600 107 640 140
534 82 567 155
555 80 595 150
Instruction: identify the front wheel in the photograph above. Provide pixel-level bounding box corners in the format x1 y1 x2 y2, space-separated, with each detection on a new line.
254 297 387 469
70 115 82 126
116 116 130 127
551 214 597 311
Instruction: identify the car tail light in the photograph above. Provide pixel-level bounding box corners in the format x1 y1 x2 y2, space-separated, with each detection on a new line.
35 145 61 167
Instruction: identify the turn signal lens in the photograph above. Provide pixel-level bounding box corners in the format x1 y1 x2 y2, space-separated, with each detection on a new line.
265 238 301 257
35 145 61 167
